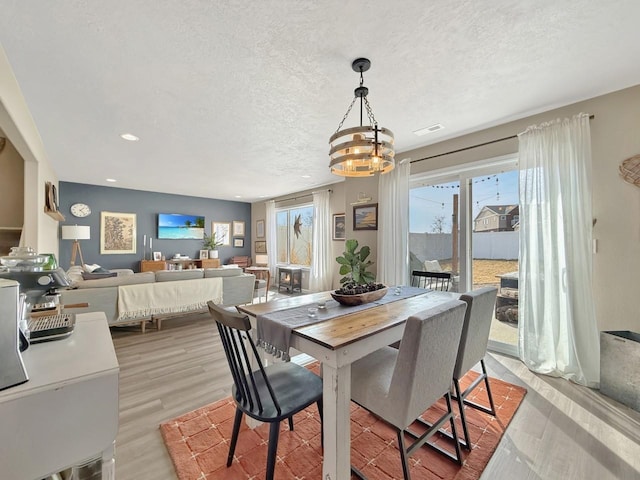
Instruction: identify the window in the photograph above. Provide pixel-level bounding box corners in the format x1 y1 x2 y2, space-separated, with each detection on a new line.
276 205 314 266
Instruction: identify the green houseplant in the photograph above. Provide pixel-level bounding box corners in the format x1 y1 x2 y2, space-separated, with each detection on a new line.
334 239 385 298
203 232 223 259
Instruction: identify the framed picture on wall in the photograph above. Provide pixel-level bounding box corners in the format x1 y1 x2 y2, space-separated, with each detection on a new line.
232 221 245 237
100 211 137 254
233 238 244 248
212 222 231 245
256 219 265 239
353 203 378 231
332 213 346 240
255 240 267 253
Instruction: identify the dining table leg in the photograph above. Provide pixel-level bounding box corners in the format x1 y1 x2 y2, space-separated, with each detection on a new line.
322 362 352 480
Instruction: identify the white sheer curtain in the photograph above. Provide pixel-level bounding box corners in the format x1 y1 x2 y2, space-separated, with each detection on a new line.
518 113 599 387
377 159 411 286
309 190 332 291
265 200 277 279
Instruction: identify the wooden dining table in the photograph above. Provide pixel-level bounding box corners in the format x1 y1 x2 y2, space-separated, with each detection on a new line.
237 289 459 480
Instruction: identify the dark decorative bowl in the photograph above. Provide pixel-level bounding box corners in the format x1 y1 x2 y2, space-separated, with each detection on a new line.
330 287 388 306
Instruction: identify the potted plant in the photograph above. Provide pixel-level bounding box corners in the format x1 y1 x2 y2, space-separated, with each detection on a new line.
203 232 223 259
333 239 386 305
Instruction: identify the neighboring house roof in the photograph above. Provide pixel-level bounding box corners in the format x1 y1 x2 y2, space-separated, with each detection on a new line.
473 205 519 222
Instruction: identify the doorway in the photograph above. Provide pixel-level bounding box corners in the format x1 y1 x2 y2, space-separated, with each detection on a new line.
410 155 519 355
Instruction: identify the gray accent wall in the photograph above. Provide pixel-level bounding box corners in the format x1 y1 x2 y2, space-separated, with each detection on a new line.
58 182 251 271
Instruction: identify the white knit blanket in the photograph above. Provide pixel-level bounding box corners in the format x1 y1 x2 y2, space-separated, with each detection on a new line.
117 278 223 320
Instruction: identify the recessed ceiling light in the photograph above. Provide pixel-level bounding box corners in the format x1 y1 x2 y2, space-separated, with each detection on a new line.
106 178 117 182
413 124 444 136
259 195 267 198
120 133 139 141
301 175 311 179
234 195 242 198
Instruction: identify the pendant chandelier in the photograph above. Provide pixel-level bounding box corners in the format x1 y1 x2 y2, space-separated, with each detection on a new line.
329 58 395 177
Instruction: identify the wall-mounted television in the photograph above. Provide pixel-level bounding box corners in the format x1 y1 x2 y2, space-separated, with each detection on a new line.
158 213 205 240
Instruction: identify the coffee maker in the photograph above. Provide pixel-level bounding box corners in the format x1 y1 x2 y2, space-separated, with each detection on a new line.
0 279 29 391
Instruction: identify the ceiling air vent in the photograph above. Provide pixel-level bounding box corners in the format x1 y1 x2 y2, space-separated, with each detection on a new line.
413 123 444 136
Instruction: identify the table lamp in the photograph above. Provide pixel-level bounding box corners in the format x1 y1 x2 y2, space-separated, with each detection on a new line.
255 254 268 266
61 225 90 267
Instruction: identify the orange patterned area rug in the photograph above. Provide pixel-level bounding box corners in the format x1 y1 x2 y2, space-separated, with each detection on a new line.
160 368 526 480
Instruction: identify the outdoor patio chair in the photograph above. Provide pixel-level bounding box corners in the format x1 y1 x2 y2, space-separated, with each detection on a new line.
207 301 323 480
350 299 468 479
411 270 453 291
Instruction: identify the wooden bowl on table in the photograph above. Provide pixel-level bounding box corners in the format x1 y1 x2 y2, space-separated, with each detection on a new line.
330 287 388 306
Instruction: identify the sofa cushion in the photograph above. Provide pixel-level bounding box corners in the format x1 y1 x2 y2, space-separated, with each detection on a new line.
204 267 242 278
155 269 204 282
74 271 156 289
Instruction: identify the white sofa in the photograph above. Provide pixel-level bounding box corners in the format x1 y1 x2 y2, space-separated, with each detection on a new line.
59 267 255 332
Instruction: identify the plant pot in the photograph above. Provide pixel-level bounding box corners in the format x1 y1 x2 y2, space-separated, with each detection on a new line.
331 287 388 306
209 250 219 259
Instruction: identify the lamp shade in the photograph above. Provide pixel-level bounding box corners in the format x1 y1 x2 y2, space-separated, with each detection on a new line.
255 254 268 266
61 225 91 240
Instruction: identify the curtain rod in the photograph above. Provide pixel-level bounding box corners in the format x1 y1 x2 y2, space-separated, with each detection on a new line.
274 188 332 203
410 114 595 165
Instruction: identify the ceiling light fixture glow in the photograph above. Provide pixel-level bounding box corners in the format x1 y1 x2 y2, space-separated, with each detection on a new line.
301 174 311 178
106 178 117 182
329 58 395 177
120 133 139 141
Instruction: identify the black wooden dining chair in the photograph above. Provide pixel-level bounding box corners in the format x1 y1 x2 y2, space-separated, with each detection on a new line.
207 301 323 480
411 270 453 291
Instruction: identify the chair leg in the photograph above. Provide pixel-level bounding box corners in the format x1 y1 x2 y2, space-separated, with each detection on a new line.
481 359 497 416
288 417 294 431
227 408 243 466
454 378 472 450
266 421 281 480
445 391 463 465
396 429 412 480
317 399 323 449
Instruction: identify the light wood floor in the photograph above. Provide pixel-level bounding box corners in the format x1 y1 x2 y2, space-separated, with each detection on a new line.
111 310 640 480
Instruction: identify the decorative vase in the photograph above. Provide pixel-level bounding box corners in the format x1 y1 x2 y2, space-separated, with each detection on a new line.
330 287 388 306
209 250 219 259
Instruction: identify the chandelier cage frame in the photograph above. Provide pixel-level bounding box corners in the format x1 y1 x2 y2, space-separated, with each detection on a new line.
329 58 395 177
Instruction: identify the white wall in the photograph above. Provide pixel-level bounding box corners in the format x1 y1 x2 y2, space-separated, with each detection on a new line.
0 45 60 257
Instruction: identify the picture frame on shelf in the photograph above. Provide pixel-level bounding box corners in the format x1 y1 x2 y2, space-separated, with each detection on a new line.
255 240 267 254
256 219 265 238
101 211 137 254
232 221 245 237
233 238 244 248
332 213 346 240
153 251 162 261
353 203 378 231
199 249 209 259
212 222 231 245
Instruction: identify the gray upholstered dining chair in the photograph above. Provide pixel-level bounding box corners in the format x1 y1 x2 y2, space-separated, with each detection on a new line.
207 301 323 480
452 286 499 449
350 299 468 480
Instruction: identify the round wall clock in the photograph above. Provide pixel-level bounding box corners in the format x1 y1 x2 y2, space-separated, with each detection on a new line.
70 203 91 218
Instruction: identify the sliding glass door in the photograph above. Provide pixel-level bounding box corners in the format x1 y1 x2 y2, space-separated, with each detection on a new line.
410 156 519 355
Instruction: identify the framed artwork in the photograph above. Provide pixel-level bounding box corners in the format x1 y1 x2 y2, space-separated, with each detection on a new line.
101 211 137 254
233 238 244 248
332 213 346 240
255 240 267 254
199 249 209 259
153 251 162 261
353 203 378 231
232 220 245 237
256 219 265 238
212 221 231 245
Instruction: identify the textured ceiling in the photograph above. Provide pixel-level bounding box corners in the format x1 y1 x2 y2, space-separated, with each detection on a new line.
1 1 640 202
